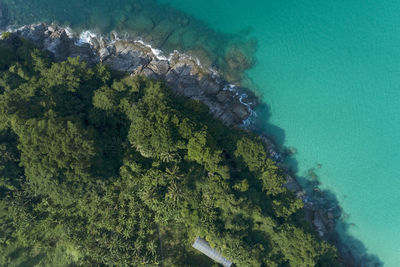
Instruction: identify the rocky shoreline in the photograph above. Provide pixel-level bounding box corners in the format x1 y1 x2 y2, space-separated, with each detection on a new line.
5 23 258 127
1 23 362 265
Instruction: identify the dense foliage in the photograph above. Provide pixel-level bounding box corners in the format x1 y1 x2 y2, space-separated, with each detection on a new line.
0 34 338 266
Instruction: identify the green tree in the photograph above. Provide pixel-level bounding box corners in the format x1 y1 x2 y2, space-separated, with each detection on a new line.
235 136 267 172
0 35 339 267
12 115 97 203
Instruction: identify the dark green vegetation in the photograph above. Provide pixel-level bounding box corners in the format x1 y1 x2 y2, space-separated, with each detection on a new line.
0 35 338 266
2 0 255 83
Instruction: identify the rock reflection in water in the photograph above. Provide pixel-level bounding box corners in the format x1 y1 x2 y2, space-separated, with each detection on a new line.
2 0 257 84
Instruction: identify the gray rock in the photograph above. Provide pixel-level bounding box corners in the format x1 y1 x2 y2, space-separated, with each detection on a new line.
45 30 71 59
170 63 191 77
105 52 147 73
18 24 46 43
285 175 303 193
99 47 111 61
165 69 180 84
232 103 250 121
313 212 328 238
216 91 231 103
7 25 351 261
69 43 97 64
10 23 253 127
99 37 107 49
110 32 117 41
219 110 236 125
48 25 56 33
182 87 201 97
200 78 221 94
140 67 159 80
90 36 100 50
147 60 170 76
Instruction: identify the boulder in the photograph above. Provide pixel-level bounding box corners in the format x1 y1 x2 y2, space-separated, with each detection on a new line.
285 175 303 193
4 23 351 263
105 51 150 73
90 36 100 50
170 62 192 77
110 32 117 41
69 42 97 65
147 60 170 76
140 67 159 80
47 25 56 33
99 37 107 49
200 78 221 94
218 110 236 126
44 30 71 59
10 23 254 128
18 24 47 44
232 103 250 120
313 211 329 238
99 47 111 61
216 91 231 103
165 69 180 84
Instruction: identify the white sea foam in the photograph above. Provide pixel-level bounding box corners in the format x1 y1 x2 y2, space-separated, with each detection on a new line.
135 39 220 79
135 39 168 61
2 23 257 125
223 83 257 126
74 28 218 78
64 27 74 38
76 30 98 46
69 27 256 126
124 36 257 125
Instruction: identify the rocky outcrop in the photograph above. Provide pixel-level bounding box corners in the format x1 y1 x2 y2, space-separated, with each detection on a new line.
8 23 258 126
261 134 339 242
4 22 352 264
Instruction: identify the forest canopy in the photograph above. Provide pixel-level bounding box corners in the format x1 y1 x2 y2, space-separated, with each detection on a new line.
0 34 338 266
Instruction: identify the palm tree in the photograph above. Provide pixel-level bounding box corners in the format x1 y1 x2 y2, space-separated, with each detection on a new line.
160 152 174 163
165 165 183 181
167 181 182 202
160 151 181 163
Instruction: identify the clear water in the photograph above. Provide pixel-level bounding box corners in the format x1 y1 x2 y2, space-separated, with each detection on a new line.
2 0 400 265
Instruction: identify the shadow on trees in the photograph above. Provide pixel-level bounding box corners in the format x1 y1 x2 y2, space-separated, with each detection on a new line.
252 97 383 266
1 0 257 84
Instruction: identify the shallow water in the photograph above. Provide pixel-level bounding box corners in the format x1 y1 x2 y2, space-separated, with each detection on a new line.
1 0 257 83
156 1 400 265
3 0 400 265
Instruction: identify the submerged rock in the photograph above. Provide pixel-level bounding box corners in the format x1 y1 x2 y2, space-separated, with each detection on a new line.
225 45 253 72
11 23 255 126
0 2 8 28
7 22 357 265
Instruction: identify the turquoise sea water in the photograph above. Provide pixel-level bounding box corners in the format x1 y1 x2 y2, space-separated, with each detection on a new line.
157 1 400 265
2 0 400 265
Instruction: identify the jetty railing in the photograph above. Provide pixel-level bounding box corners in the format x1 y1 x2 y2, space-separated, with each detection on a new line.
192 237 232 267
